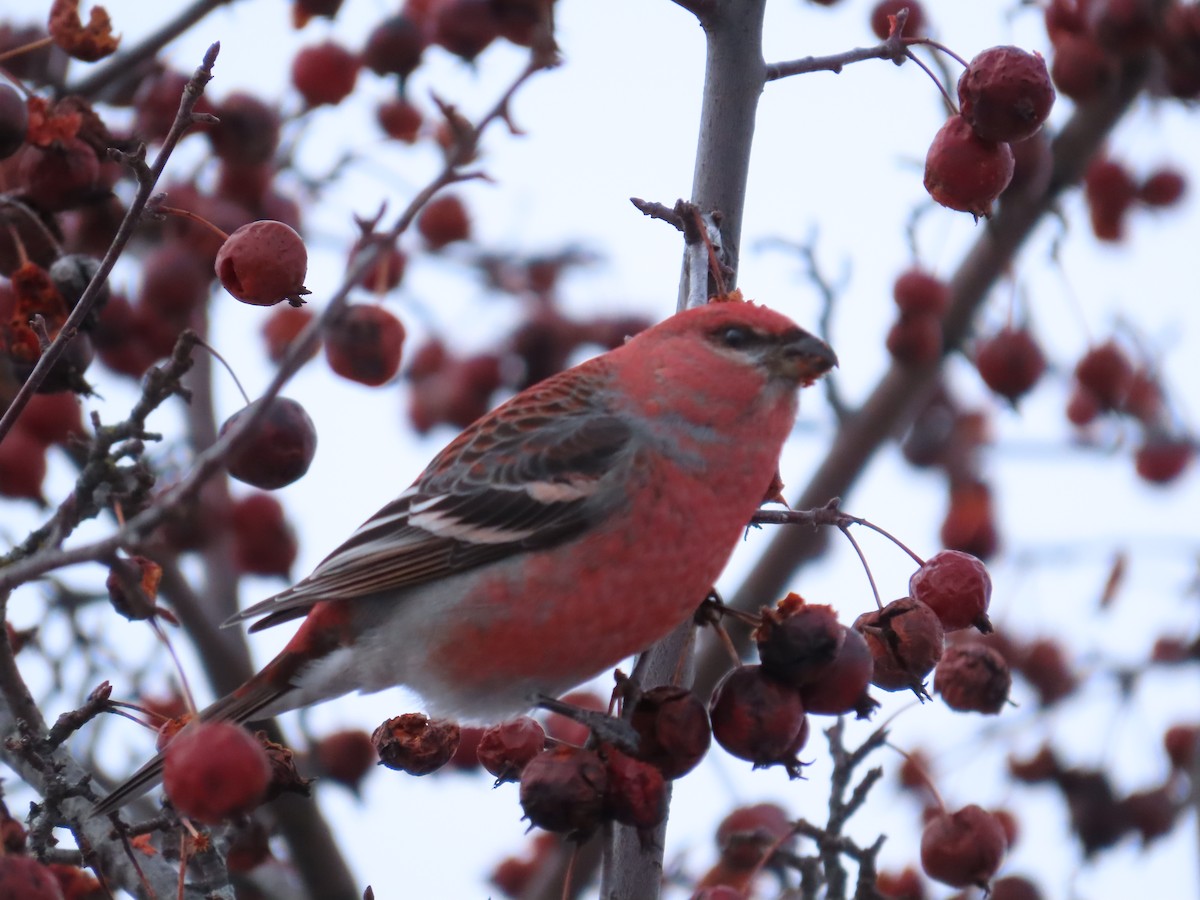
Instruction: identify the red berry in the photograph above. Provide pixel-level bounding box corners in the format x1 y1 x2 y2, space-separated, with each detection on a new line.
0 83 28 160
1018 638 1077 706
18 137 101 211
920 805 1007 888
1003 130 1054 201
314 729 376 791
892 269 949 317
1050 33 1118 102
1120 785 1178 844
216 220 308 306
854 598 945 696
709 665 809 775
140 241 212 318
933 643 1011 713
940 479 999 561
207 92 280 166
163 722 271 823
799 624 878 717
291 41 360 108
1164 724 1199 771
349 240 407 293
230 493 297 577
476 717 547 782
1088 0 1161 54
716 802 794 870
0 428 47 503
1066 383 1102 427
957 46 1055 143
1139 168 1187 208
0 854 65 899
377 98 423 143
371 713 461 775
755 594 844 687
1074 339 1133 410
870 0 926 39
518 745 608 835
432 0 501 61
17 392 84 447
220 396 318 490
1134 436 1193 485
924 116 1015 218
886 313 942 366
324 303 406 386
975 327 1046 403
908 550 993 633
1083 158 1137 243
875 867 928 899
363 15 425 77
628 685 711 779
602 747 667 830
417 194 471 248
261 303 318 365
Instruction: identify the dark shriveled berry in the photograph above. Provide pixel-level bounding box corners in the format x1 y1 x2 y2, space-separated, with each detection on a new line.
957 46 1055 143
709 665 809 775
476 716 546 782
755 594 844 687
371 714 460 775
628 685 711 779
799 624 878 718
934 644 1012 713
518 745 608 836
920 804 1007 888
854 598 945 696
602 747 668 830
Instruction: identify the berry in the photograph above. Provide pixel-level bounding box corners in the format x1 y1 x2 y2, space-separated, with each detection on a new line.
1164 724 1199 771
755 594 844 687
716 802 793 870
870 0 926 39
139 241 212 318
324 304 406 386
518 745 608 835
291 41 360 108
933 644 1011 713
920 805 1007 888
230 493 297 577
0 83 28 160
261 303 318 365
853 598 945 695
417 194 471 248
975 327 1046 403
875 867 927 899
886 314 942 366
216 220 308 306
709 665 809 775
363 15 425 77
799 624 878 717
1088 0 1162 54
432 0 501 61
377 98 423 143
18 137 101 211
1074 339 1133 409
349 240 407 293
314 729 376 791
0 428 47 503
1139 168 1187 208
1066 383 1101 427
1083 158 1137 242
162 722 271 823
908 550 993 633
924 116 1015 218
958 46 1055 143
940 479 999 561
602 747 667 830
1018 638 1077 706
207 92 280 166
1003 130 1054 201
220 396 318 490
628 685 711 779
892 269 950 317
371 713 461 775
476 717 547 782
1134 436 1193 485
0 855 64 900
17 392 84 447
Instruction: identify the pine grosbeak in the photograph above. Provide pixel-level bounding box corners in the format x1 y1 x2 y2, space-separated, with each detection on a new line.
95 299 835 813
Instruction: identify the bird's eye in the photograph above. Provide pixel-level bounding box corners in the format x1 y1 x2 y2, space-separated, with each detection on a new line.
716 326 755 348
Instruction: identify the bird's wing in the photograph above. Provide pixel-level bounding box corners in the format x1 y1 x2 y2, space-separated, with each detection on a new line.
226 372 634 632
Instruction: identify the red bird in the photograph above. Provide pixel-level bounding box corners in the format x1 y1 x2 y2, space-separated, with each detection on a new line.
94 298 835 814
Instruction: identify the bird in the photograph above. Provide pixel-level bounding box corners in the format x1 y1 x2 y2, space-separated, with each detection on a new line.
93 298 836 815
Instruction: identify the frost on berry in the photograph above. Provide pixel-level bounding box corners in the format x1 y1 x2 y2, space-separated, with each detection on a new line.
709 665 809 776
754 593 844 687
221 396 318 490
853 597 945 697
476 716 547 782
920 805 1007 888
518 745 608 836
628 685 711 779
934 643 1012 713
215 220 309 306
372 713 460 775
162 722 271 823
924 115 1015 218
958 46 1055 143
908 549 993 633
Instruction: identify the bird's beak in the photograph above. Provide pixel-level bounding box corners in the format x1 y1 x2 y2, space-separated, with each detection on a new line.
777 331 838 386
